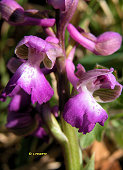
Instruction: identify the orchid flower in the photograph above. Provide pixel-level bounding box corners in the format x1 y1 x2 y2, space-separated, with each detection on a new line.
1 36 63 104
5 85 48 139
63 50 122 134
6 106 48 139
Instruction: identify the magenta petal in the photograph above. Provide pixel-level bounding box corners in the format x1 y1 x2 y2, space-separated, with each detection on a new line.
32 126 48 139
75 64 86 78
44 43 63 69
77 27 97 42
0 0 23 11
7 57 25 73
67 24 96 53
45 36 59 44
17 63 54 104
65 58 79 88
23 17 55 27
2 65 23 96
9 89 31 112
63 92 108 134
63 47 77 87
0 68 25 101
2 62 54 104
0 0 55 27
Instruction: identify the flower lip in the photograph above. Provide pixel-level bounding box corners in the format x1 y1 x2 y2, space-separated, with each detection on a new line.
1 61 54 105
63 91 108 134
64 59 122 134
15 63 54 104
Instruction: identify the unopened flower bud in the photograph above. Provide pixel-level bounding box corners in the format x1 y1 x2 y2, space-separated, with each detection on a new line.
95 32 122 56
0 0 55 27
67 24 122 56
0 0 24 24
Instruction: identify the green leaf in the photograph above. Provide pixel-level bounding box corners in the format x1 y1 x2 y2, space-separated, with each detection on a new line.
0 97 11 110
113 128 123 149
79 131 95 149
83 154 95 170
93 123 107 141
117 92 123 105
110 112 123 120
0 112 7 126
77 52 123 71
110 120 123 148
79 122 107 149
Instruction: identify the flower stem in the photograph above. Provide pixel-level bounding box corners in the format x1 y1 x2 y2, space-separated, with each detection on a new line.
56 57 81 170
61 115 81 170
41 103 80 170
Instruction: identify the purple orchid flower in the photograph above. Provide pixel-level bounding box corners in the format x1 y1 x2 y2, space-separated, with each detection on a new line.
63 50 122 134
0 0 55 27
5 83 48 139
6 107 48 139
5 86 33 135
67 23 122 56
1 36 63 104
